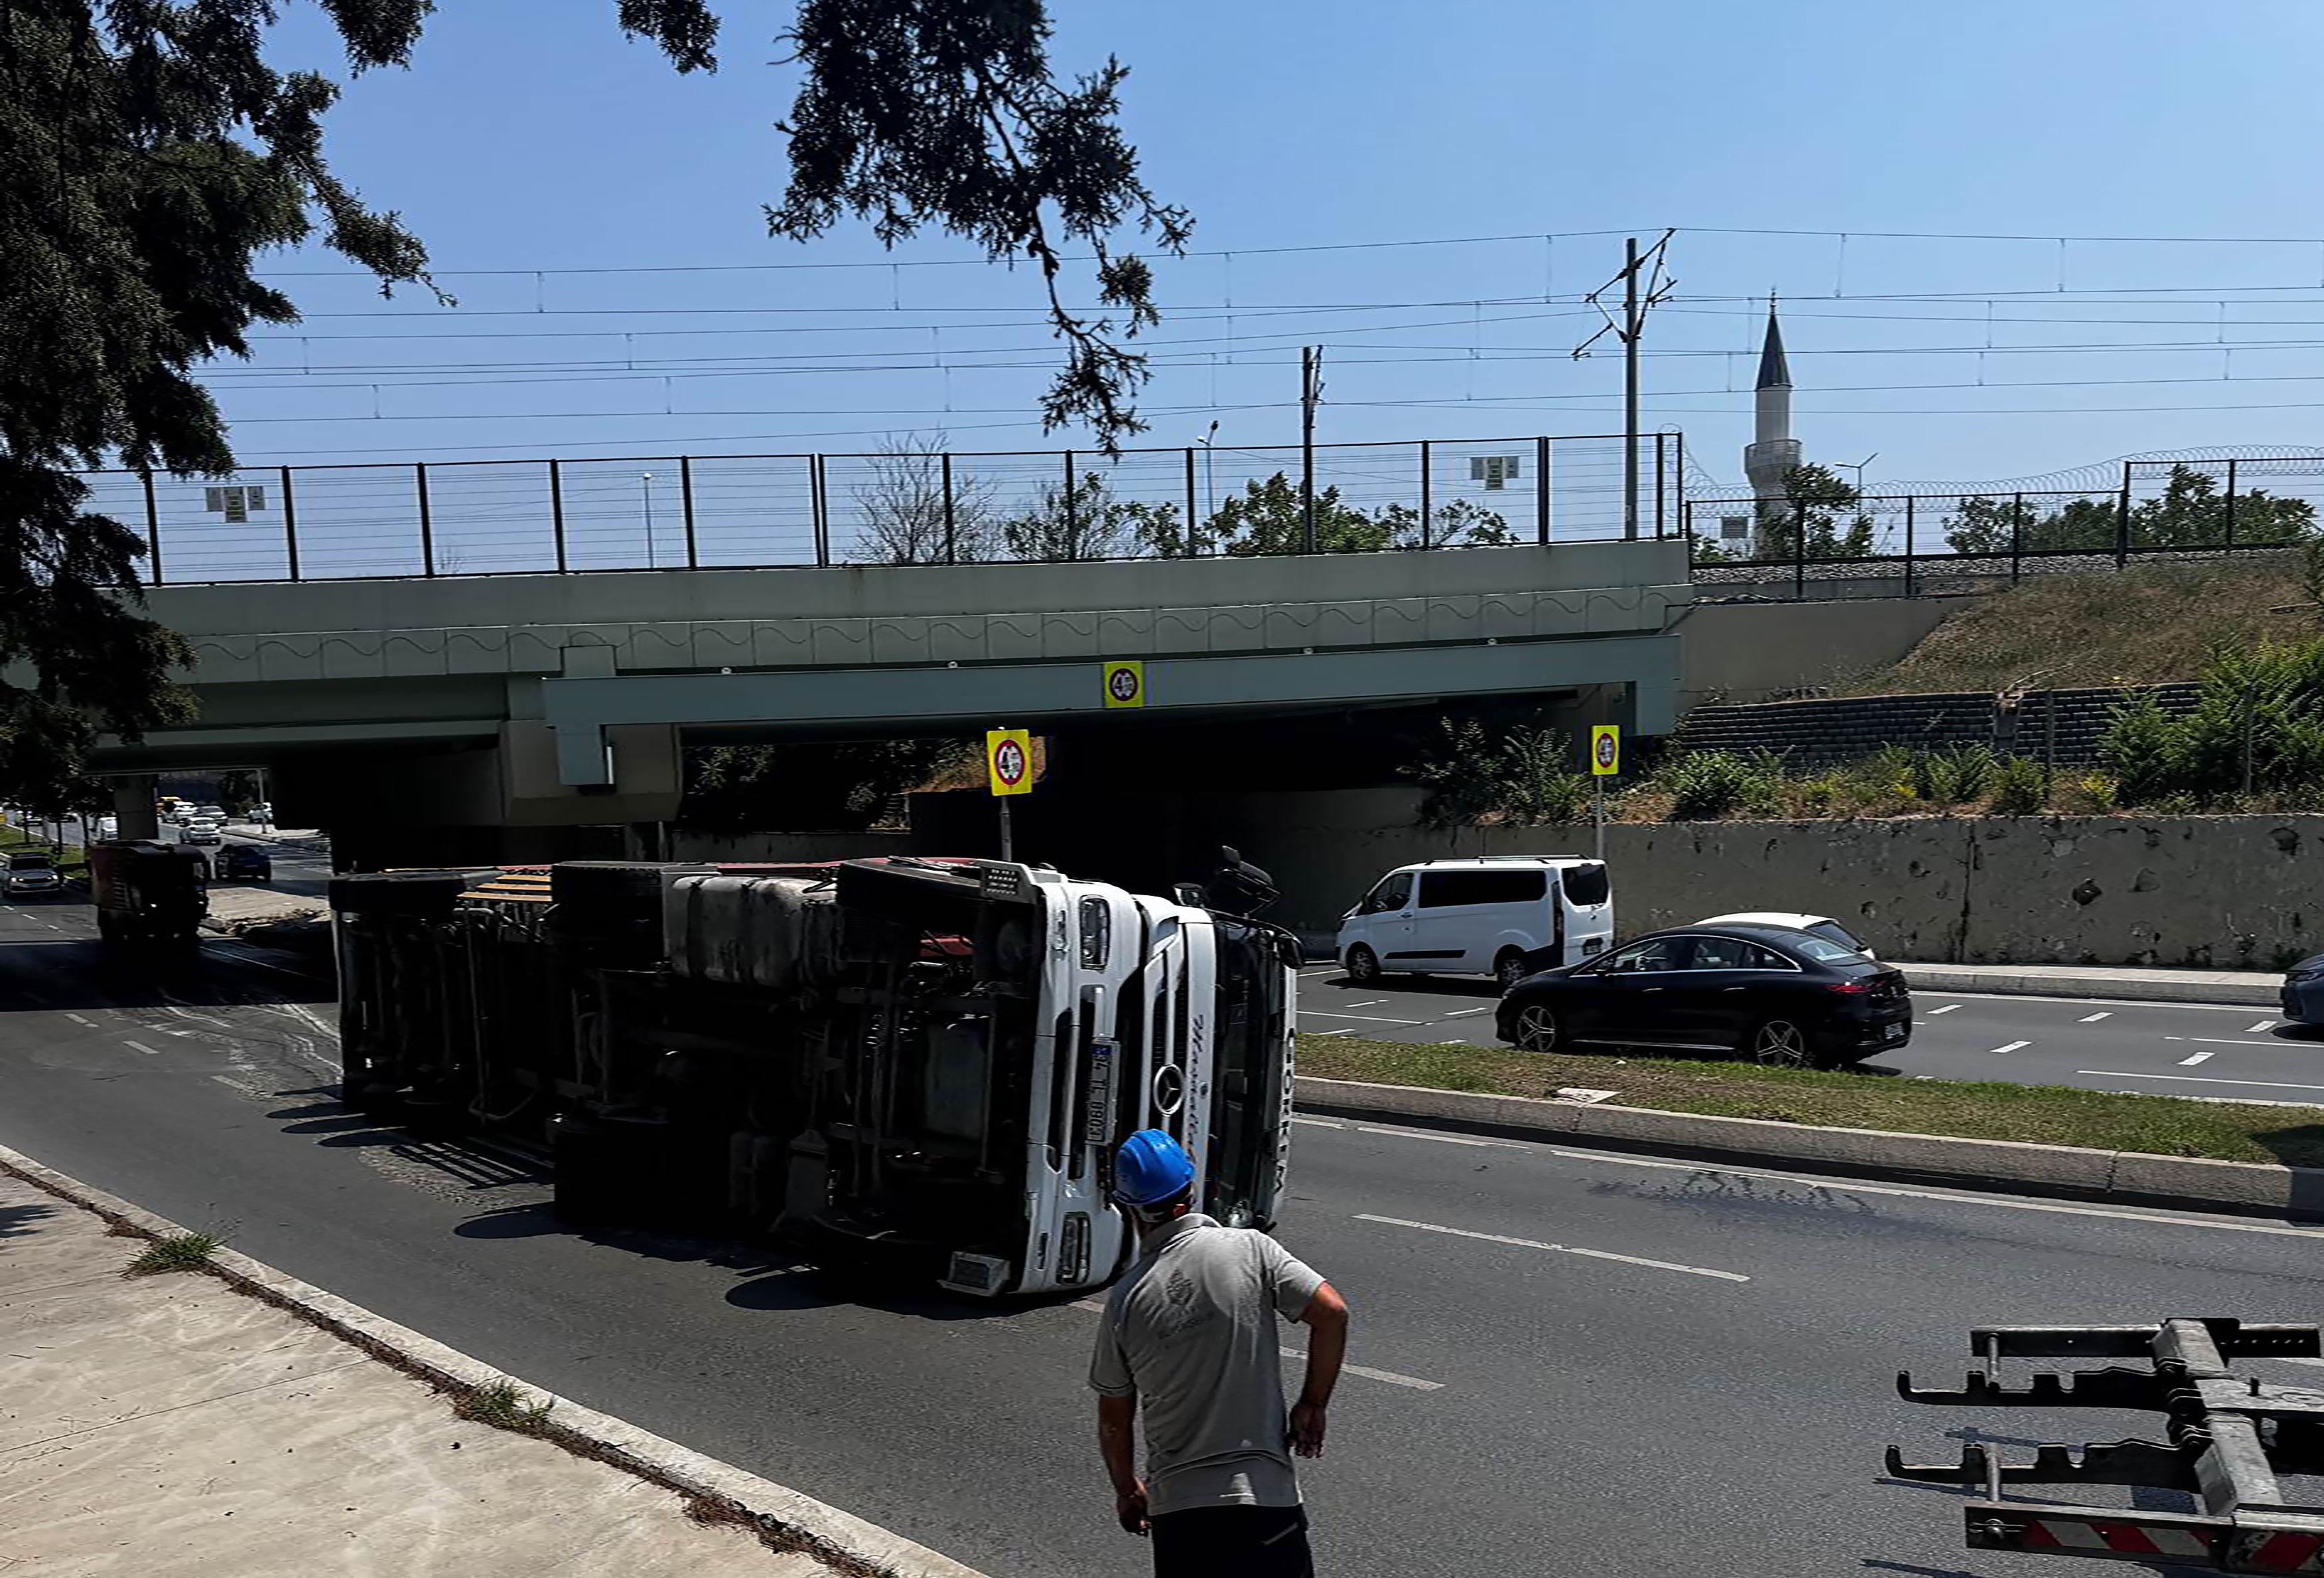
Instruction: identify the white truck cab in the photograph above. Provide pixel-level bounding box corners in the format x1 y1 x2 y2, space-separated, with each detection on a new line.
1338 855 1613 989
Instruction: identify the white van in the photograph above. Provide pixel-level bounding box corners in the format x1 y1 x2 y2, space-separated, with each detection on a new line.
1337 856 1614 988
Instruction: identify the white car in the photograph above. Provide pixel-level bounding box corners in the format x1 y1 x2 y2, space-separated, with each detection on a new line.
1339 856 1614 988
1697 912 1874 959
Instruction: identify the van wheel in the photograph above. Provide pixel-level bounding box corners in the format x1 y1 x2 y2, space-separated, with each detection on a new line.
1495 949 1531 991
1344 944 1381 984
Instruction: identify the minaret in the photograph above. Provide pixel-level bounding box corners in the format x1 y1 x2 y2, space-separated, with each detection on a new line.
1742 298 1800 501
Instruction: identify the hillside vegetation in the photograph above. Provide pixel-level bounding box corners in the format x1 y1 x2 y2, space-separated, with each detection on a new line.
1847 555 2315 695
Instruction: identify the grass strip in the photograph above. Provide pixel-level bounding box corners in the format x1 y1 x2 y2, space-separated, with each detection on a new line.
1297 1033 2324 1169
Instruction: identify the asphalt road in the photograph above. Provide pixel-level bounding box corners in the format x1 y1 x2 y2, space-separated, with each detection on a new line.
1299 966 2324 1105
1 897 2319 1577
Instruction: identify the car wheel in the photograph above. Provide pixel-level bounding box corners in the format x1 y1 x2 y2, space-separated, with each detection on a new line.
1511 1003 1561 1053
1747 1018 1812 1069
1345 944 1381 984
1495 950 1530 991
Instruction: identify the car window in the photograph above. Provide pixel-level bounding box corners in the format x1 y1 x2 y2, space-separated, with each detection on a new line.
1789 933 1866 963
1686 934 1789 971
1806 921 1868 954
1361 872 1413 915
1601 936 1685 974
1560 861 1610 907
1416 868 1548 909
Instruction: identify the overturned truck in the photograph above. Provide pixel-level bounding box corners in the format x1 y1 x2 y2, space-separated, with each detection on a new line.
333 857 1299 1297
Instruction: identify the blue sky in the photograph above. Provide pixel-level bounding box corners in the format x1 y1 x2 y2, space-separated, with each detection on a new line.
220 0 2324 496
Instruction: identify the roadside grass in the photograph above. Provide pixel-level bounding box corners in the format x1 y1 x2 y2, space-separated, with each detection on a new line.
0 823 84 867
1845 556 2315 696
1296 1033 2324 1168
125 1231 222 1276
456 1379 556 1434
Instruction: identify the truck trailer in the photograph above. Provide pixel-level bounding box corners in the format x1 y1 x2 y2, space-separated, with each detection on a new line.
88 839 208 944
333 856 1300 1298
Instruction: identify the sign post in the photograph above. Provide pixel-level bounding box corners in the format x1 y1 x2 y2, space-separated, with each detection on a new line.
1590 725 1621 863
985 728 1033 861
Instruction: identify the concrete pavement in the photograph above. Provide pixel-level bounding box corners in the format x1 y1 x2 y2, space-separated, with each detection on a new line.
0 1168 850 1577
1 893 2321 1576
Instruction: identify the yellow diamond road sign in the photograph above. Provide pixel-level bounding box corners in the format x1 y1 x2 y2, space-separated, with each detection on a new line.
1102 659 1145 709
1591 725 1621 777
986 729 1033 797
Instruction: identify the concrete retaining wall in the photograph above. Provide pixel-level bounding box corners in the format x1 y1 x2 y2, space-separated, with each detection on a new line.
1159 786 2324 968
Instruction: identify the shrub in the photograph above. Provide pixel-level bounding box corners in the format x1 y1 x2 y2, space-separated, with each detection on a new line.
125 1232 220 1276
1988 756 2050 816
1910 744 1999 804
2064 772 2117 814
1663 750 1783 820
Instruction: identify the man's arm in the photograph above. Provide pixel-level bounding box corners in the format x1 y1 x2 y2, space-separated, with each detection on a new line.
1096 1393 1148 1535
1289 1280 1349 1458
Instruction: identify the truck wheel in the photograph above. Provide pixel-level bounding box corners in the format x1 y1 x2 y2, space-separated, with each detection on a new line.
550 1117 621 1225
398 1095 466 1141
1344 944 1381 984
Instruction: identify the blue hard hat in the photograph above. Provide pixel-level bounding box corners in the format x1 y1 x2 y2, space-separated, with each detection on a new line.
1112 1128 1197 1207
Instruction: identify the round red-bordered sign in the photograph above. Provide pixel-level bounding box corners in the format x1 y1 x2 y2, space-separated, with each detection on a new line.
993 737 1029 787
1594 731 1618 770
1107 665 1141 704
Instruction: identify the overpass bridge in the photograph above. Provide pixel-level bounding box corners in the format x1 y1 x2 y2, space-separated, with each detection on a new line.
98 535 1691 858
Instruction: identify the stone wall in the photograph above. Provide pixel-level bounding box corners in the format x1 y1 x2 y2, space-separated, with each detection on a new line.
1676 683 2201 770
1081 786 2321 968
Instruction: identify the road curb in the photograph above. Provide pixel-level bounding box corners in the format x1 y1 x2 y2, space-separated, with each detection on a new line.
0 1142 987 1578
1294 1076 2324 1223
1898 964 2280 1007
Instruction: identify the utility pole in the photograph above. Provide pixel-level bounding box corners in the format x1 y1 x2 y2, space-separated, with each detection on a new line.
1300 346 1323 553
1574 233 1675 541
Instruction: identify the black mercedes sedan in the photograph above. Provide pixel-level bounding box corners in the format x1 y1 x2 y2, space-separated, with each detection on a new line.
1495 923 1911 1069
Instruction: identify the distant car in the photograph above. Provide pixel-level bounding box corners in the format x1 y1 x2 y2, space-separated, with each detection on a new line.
3 853 62 897
214 844 272 881
183 823 222 846
2281 955 2324 1025
1697 911 1874 959
1496 923 1912 1069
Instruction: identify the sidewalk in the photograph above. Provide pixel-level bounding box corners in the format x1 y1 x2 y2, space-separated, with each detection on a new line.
1896 960 2281 1007
0 1162 977 1577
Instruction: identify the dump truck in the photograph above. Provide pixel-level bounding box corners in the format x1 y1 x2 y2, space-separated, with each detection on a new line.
1890 1319 2324 1573
333 855 1300 1298
88 839 208 944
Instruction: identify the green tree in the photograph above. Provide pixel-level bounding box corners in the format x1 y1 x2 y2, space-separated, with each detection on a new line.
1000 473 1178 562
1943 495 2121 556
1756 464 1874 560
1 1 1185 806
1153 472 1513 557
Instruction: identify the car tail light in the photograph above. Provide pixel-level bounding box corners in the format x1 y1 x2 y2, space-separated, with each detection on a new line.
1825 981 1870 996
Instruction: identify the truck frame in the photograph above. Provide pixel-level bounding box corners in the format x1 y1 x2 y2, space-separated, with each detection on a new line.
333 857 1300 1297
1890 1318 2324 1572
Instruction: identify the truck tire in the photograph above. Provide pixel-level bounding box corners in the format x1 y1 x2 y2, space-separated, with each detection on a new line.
398 1093 467 1141
550 1115 623 1225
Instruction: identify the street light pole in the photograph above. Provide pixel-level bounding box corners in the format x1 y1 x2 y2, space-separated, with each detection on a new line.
1198 420 1218 552
639 472 657 567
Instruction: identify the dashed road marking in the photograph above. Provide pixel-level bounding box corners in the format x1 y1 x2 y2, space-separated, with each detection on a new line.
1299 1010 1428 1025
2247 1019 2278 1034
121 1039 162 1056
2165 1035 2304 1049
2078 1012 2112 1023
1441 1006 1494 1018
1289 1116 1345 1129
1340 999 1386 1008
1307 1027 1357 1037
1068 1300 1441 1389
1988 1041 2030 1055
64 1013 98 1028
1928 1004 1961 1015
2079 1069 2324 1094
1354 1213 1751 1282
1355 1126 1521 1149
2178 1050 2216 1066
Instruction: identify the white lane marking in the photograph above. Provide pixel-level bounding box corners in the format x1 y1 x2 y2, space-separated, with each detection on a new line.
2078 1069 2324 1094
1278 1348 1444 1391
1988 1040 2031 1055
1355 1126 1521 1150
2178 1050 2216 1066
2164 1036 2301 1049
2078 1012 2112 1023
1289 1117 1345 1129
121 1040 162 1056
1066 1301 1442 1389
1307 1028 1357 1037
1440 1006 1494 1018
1936 990 2270 1014
2247 1019 2278 1033
1531 1146 2324 1241
64 1013 98 1028
1354 1213 1750 1283
1340 999 1387 1008
1927 1004 1961 1015
1297 967 1341 978
1299 1011 1428 1025
1437 1038 1473 1045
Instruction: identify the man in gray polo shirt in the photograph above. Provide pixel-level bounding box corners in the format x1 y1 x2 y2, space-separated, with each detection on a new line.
1091 1129 1350 1576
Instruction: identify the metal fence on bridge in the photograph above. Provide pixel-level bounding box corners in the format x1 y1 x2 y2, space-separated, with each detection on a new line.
80 432 1687 584
1683 456 2324 597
